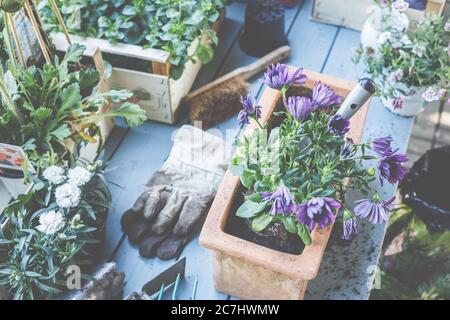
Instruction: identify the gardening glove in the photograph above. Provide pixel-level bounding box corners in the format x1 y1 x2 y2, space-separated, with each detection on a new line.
121 125 228 260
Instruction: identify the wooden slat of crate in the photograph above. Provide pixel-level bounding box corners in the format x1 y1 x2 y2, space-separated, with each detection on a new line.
51 33 170 64
109 68 172 123
311 0 446 31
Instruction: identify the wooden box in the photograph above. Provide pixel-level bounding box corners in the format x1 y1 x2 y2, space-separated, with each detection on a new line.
50 14 224 125
199 69 370 300
311 0 446 31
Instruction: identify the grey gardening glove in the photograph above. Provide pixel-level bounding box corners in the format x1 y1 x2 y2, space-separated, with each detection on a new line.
121 125 228 260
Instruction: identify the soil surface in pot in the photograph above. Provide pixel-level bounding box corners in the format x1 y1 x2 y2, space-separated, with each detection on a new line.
224 188 305 255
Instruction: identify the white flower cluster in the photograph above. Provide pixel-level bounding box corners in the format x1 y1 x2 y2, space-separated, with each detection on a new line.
42 165 93 210
36 210 65 236
68 167 93 187
42 166 66 185
55 183 81 209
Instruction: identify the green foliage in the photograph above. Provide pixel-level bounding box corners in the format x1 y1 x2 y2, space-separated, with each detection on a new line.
232 107 376 245
0 161 111 300
0 43 146 171
372 205 450 300
39 0 226 79
353 14 450 101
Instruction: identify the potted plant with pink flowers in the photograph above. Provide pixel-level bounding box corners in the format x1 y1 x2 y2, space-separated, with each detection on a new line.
200 64 409 300
355 0 449 117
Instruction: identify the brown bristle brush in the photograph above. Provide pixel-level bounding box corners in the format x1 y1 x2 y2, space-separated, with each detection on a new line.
181 45 292 129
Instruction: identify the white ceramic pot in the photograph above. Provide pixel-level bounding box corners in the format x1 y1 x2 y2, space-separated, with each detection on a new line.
382 88 426 117
361 19 382 52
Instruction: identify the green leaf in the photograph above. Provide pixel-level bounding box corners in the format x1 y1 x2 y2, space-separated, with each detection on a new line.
33 280 61 294
236 200 266 219
170 65 184 80
100 89 134 102
50 124 71 141
229 163 244 176
195 44 214 64
58 83 82 117
251 214 273 233
240 170 255 189
79 68 100 93
109 102 146 127
298 224 312 246
282 216 298 234
245 193 263 203
61 43 86 65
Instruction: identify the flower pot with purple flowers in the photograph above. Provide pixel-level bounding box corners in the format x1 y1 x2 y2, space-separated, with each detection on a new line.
200 64 409 300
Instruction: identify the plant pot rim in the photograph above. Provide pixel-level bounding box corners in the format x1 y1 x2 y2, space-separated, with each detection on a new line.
200 68 370 280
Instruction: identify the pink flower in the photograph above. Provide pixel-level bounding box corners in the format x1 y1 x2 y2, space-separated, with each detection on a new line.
423 87 441 102
393 97 403 110
438 88 447 98
445 22 450 32
391 0 409 12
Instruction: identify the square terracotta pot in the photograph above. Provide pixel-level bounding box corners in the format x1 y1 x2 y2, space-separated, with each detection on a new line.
200 69 370 300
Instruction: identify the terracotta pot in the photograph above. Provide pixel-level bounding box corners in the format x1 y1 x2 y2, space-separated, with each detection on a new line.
200 69 370 300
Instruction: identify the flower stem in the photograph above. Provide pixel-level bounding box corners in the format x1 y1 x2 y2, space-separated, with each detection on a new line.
0 74 23 125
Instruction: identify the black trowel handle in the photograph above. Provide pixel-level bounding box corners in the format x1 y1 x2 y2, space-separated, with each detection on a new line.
337 78 376 119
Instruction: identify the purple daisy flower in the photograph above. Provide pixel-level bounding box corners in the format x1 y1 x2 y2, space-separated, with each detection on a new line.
354 195 395 224
342 209 360 240
312 81 342 108
328 114 350 136
372 136 393 157
262 64 308 90
378 151 409 185
286 96 314 120
238 94 262 126
261 185 295 216
295 197 341 231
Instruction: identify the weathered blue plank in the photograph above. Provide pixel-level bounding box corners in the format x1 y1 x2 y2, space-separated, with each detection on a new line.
305 28 415 300
282 0 339 73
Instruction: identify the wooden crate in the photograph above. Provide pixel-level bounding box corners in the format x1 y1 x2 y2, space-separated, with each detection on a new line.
311 0 446 31
50 13 224 125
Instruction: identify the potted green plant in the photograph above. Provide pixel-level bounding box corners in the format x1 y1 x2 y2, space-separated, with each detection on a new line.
0 43 146 171
0 160 112 300
355 1 449 117
200 64 409 300
38 0 226 124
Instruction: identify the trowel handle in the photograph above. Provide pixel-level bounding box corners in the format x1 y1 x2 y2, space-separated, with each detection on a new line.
337 78 376 119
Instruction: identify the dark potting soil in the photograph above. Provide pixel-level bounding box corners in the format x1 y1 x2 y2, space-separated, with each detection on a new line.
224 187 305 255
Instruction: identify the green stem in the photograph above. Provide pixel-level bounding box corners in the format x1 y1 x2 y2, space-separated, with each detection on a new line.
3 15 18 70
253 117 265 130
0 75 23 125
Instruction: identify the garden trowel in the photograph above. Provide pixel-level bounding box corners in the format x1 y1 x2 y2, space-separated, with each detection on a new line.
124 257 198 300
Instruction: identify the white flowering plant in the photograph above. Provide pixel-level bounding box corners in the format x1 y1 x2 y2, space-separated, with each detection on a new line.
353 2 450 109
0 160 111 300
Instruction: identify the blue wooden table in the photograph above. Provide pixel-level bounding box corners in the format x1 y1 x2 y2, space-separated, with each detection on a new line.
103 0 414 300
